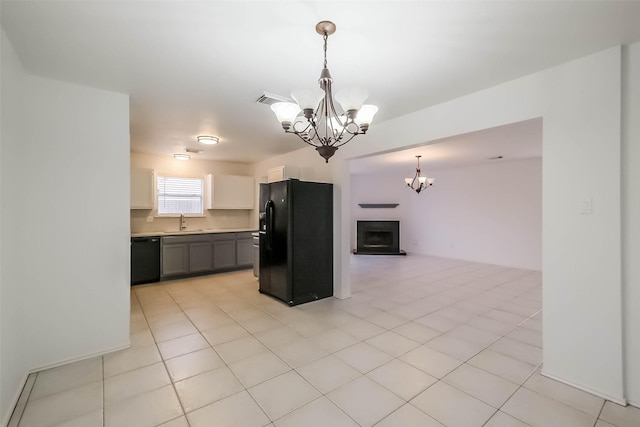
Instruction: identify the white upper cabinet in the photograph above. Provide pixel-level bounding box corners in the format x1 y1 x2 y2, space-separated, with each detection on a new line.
267 165 299 183
131 168 154 209
205 174 254 209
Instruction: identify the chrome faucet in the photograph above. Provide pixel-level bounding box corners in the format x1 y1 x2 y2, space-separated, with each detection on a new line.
179 213 187 231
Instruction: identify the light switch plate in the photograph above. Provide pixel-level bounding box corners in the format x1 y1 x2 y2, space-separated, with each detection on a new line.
146 215 154 223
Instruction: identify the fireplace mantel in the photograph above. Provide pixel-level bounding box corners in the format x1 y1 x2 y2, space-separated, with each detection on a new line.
358 204 399 209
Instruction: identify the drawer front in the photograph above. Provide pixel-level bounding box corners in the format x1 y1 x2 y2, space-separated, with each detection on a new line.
235 232 254 240
162 235 212 245
212 233 236 241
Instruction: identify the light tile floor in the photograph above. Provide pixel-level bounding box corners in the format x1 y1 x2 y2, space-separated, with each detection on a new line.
9 255 640 427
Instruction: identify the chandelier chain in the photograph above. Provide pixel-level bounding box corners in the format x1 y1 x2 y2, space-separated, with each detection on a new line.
323 32 328 69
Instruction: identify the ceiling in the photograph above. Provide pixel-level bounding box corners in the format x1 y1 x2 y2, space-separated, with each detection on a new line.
349 118 542 175
2 1 640 166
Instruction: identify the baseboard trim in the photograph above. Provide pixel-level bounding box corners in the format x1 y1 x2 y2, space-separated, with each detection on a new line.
2 371 31 427
627 398 640 408
2 341 130 427
27 342 130 374
540 369 627 406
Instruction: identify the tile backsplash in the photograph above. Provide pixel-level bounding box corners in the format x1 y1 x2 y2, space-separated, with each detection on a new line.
130 209 253 233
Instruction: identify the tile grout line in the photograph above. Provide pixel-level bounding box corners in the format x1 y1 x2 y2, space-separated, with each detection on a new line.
284 269 539 425
401 310 540 426
479 362 541 427
355 269 542 426
123 265 598 426
19 262 625 427
163 274 367 425
156 274 276 424
593 398 607 427
273 292 523 427
398 291 539 425
136 284 192 426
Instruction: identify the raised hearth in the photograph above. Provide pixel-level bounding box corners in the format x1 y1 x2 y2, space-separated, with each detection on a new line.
354 220 406 256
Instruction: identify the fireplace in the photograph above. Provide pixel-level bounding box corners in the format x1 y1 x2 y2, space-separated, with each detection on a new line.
355 220 406 255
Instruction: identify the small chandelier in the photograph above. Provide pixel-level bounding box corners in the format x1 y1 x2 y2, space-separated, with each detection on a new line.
270 21 378 163
405 155 435 194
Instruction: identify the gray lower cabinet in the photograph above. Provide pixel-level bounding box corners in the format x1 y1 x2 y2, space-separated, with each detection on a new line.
162 234 213 278
236 235 253 267
189 241 214 273
160 231 256 279
213 233 236 270
161 243 189 277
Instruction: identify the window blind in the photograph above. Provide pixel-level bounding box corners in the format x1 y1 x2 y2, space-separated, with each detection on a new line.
157 176 203 215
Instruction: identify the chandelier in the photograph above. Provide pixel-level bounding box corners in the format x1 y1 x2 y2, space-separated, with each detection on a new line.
270 21 378 163
405 155 435 194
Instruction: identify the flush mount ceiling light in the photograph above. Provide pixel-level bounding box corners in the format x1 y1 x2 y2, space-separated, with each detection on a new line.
173 153 190 160
405 155 435 194
197 135 219 145
270 21 378 163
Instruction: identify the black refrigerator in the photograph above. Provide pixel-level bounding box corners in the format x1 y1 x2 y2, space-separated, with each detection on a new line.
259 179 333 306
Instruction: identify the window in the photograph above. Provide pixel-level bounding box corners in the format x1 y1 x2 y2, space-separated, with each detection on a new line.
157 176 203 215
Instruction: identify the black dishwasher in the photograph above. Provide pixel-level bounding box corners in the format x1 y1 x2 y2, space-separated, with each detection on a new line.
131 237 161 285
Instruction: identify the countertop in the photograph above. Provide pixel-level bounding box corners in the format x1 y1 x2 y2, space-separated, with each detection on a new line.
131 228 257 238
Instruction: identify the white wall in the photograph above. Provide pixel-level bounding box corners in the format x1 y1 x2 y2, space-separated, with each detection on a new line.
251 145 335 228
252 147 334 185
622 42 640 406
331 47 625 402
541 48 623 403
0 29 130 423
0 28 27 423
410 158 541 270
130 152 253 233
350 172 410 250
350 159 542 270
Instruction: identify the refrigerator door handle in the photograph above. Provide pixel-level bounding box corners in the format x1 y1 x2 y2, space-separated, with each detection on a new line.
265 199 275 251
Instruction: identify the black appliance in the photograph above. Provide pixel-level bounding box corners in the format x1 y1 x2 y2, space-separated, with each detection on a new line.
131 236 160 285
259 179 333 306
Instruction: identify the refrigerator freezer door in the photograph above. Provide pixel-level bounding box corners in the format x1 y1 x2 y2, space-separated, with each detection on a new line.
259 181 291 304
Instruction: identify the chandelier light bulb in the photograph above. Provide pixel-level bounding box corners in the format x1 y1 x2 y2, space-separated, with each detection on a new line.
335 87 369 113
291 89 325 111
271 102 301 128
354 105 379 127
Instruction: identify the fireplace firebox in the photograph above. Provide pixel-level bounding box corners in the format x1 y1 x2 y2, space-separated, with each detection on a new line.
354 220 406 255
